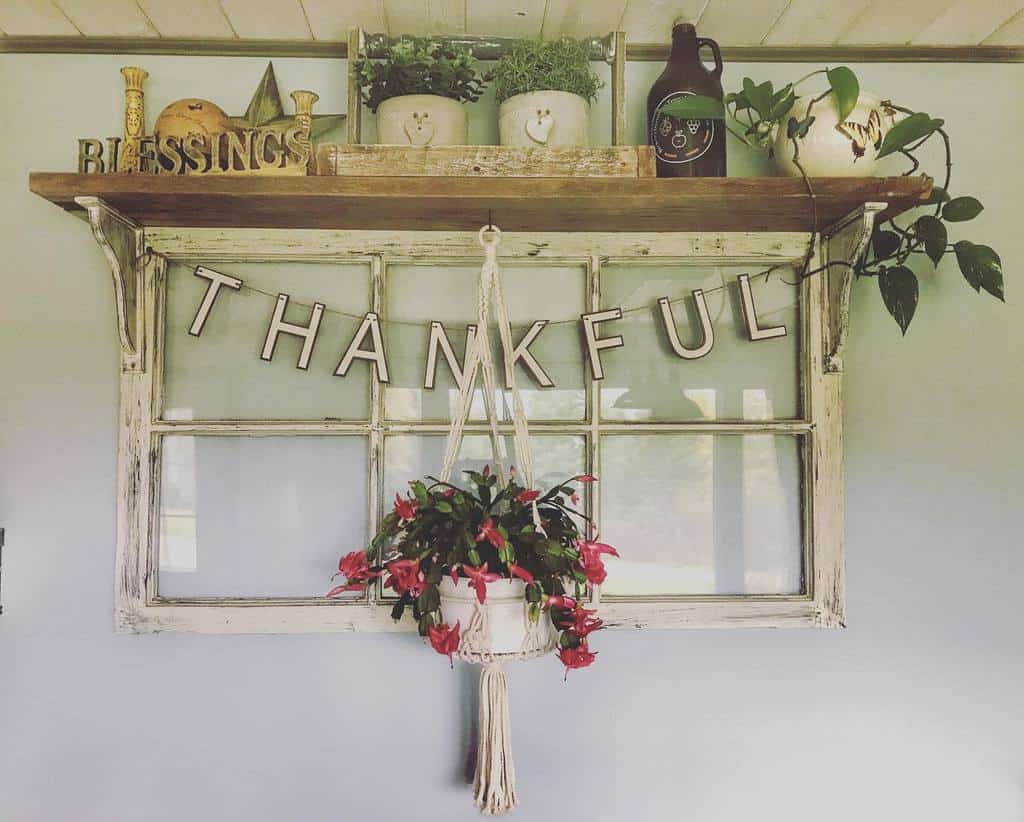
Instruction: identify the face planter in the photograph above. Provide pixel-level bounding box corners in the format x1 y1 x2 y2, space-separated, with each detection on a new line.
376 94 468 146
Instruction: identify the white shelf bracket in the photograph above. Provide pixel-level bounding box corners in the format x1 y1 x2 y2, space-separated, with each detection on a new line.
75 196 145 372
821 201 886 373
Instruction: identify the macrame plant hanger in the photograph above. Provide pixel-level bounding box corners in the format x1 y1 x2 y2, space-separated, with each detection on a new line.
437 224 554 815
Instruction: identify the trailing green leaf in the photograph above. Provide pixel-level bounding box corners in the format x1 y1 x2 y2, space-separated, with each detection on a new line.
826 66 859 122
955 241 1004 301
877 112 943 158
914 215 948 266
657 94 725 120
878 266 919 334
943 196 984 222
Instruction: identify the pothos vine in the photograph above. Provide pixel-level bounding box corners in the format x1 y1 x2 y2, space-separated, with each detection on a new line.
660 66 1005 334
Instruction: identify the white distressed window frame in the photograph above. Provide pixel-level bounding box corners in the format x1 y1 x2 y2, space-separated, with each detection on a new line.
78 201 880 634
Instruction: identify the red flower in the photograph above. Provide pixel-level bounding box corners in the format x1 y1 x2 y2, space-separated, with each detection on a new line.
561 604 604 637
442 487 457 498
393 493 418 522
570 491 580 506
508 563 535 585
475 517 506 550
337 550 380 582
543 594 577 611
482 464 491 478
429 621 461 668
574 474 597 483
384 558 425 598
449 564 460 587
559 642 598 678
516 489 540 504
463 562 501 604
576 539 620 586
326 582 366 597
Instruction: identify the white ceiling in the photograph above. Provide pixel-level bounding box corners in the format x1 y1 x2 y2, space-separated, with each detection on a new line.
0 0 1023 46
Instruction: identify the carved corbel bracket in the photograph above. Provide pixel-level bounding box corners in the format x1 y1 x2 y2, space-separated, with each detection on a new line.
75 196 145 372
821 202 886 373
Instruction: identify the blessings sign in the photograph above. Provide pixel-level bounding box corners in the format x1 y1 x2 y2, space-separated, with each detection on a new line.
187 265 788 387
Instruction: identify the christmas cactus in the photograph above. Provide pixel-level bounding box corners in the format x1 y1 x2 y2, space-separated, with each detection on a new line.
329 467 617 676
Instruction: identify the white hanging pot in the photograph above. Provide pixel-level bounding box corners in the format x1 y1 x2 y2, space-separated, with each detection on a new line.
773 92 897 177
376 94 468 146
498 90 590 148
439 577 556 658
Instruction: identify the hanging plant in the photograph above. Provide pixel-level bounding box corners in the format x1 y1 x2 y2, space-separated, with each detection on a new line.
329 466 616 676
663 68 1005 334
355 37 490 112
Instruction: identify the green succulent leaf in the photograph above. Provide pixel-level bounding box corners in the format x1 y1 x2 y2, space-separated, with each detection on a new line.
943 196 984 222
435 501 453 513
877 112 943 158
913 215 948 266
954 241 1004 301
826 66 859 122
878 265 919 335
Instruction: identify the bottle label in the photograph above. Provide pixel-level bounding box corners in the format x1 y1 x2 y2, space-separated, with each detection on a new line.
651 91 716 164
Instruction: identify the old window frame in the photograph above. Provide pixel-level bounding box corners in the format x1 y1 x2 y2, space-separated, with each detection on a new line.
85 205 879 634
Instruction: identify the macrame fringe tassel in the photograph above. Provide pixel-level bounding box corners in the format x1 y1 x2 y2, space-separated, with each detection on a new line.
474 663 516 815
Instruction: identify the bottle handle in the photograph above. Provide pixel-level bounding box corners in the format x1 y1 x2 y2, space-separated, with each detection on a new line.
697 38 723 78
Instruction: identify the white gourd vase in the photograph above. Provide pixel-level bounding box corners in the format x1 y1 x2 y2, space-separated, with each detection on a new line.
498 90 590 148
376 94 468 146
438 577 556 657
773 92 898 177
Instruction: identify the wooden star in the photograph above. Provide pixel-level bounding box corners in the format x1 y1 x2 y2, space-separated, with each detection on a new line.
231 61 345 140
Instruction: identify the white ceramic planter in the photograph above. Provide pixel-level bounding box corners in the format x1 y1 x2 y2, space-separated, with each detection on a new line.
773 92 896 177
439 577 556 656
376 94 468 146
498 90 590 148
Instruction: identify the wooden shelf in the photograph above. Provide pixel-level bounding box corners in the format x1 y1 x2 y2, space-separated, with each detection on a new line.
29 172 931 233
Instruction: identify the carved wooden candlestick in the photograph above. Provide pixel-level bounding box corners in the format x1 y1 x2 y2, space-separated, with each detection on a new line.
119 66 149 173
290 90 318 171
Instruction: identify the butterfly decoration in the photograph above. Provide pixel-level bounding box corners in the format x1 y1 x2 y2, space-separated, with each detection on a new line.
834 107 888 160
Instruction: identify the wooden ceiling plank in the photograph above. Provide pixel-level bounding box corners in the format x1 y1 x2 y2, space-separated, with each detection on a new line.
763 0 872 44
218 0 312 40
0 0 81 35
136 0 235 39
837 0 959 44
541 0 628 39
915 2 1024 45
467 0 545 38
302 0 386 40
385 0 466 36
983 9 1024 45
695 0 793 45
54 0 157 37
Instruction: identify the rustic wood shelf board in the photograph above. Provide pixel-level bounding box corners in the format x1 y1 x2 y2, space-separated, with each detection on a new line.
29 173 931 232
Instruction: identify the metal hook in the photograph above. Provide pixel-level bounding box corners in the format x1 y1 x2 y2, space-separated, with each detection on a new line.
487 208 493 230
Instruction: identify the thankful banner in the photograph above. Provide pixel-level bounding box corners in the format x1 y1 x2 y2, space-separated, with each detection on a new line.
187 264 789 388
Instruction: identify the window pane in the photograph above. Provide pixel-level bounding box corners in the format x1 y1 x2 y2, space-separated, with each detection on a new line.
157 435 367 599
599 264 800 421
599 434 802 596
384 263 587 422
383 433 586 502
163 261 372 421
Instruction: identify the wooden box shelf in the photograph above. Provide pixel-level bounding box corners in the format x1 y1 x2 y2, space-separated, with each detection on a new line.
29 172 931 233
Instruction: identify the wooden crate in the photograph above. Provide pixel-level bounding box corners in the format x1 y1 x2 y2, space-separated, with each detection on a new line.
315 144 656 178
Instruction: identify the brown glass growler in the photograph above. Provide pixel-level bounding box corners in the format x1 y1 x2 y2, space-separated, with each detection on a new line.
647 22 726 177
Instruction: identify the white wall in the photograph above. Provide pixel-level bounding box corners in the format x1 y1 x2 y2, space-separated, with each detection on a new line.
1 53 1021 822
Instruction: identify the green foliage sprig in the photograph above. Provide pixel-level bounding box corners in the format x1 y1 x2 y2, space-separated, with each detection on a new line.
491 38 603 104
356 37 489 112
665 67 1005 334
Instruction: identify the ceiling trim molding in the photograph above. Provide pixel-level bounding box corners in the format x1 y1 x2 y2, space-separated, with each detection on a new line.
2 36 1024 62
